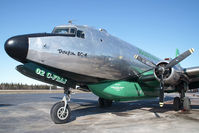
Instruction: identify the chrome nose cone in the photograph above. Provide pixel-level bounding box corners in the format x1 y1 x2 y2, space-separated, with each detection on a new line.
4 36 28 63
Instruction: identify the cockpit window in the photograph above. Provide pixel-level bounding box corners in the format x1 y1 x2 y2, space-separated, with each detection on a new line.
52 27 85 39
70 28 76 34
77 30 85 38
54 28 69 34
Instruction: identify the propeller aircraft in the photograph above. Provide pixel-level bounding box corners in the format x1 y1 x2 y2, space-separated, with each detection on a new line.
4 22 199 124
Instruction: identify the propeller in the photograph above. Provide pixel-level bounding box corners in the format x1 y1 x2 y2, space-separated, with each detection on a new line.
159 74 164 107
134 55 156 68
165 48 194 69
134 48 194 107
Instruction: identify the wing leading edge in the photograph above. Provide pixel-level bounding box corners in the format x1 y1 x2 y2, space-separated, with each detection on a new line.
184 66 199 89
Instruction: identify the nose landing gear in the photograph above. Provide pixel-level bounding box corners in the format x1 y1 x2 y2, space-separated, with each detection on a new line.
50 87 71 124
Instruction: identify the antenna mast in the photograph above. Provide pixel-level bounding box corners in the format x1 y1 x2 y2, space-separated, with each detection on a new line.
68 20 73 24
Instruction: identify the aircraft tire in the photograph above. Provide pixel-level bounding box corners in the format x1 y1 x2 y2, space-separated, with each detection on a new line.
98 98 105 108
98 98 112 108
50 101 71 124
173 97 181 111
104 99 112 107
183 97 191 111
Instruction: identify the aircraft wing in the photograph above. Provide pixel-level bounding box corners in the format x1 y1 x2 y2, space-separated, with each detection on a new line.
184 66 199 89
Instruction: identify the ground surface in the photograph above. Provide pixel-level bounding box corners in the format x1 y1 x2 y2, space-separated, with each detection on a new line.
0 92 199 133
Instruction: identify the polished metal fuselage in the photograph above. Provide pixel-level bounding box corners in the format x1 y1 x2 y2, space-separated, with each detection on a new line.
26 25 161 80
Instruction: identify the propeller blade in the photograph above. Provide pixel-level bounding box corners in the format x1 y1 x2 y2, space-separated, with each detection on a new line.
159 76 164 107
134 55 156 68
159 84 164 107
165 48 194 69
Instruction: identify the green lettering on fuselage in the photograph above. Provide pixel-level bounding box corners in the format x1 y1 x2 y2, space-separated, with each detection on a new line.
138 49 159 62
35 68 67 84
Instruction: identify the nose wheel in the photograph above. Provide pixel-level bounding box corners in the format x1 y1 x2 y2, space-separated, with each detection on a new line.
50 87 71 124
50 101 71 124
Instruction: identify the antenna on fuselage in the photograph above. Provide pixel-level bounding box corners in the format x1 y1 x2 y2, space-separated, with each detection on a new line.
68 20 73 24
68 20 76 25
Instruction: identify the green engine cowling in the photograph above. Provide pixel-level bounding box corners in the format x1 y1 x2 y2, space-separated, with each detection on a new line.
88 80 159 101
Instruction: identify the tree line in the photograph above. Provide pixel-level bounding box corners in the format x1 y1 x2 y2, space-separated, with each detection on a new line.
0 83 57 90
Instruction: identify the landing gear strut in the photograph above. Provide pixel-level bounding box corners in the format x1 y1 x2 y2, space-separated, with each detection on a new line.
98 97 113 108
173 82 191 111
50 87 71 124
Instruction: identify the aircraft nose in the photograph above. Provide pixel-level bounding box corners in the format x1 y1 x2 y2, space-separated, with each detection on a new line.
4 36 28 63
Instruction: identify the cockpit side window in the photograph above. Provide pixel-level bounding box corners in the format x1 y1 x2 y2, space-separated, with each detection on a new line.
77 30 82 37
70 28 76 34
81 33 85 38
77 30 85 39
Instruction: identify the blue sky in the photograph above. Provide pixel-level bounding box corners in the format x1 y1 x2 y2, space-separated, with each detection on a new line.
1 0 199 85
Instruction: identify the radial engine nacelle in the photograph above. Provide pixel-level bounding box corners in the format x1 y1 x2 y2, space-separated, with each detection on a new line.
154 61 181 85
